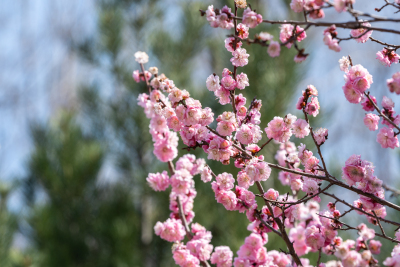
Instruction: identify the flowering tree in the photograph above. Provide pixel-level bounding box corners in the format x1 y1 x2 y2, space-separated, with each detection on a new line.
133 0 400 266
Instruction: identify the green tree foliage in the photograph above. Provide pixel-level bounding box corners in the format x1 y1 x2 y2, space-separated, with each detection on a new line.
24 114 143 267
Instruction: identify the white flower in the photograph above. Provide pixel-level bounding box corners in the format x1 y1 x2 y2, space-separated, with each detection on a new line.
134 51 149 64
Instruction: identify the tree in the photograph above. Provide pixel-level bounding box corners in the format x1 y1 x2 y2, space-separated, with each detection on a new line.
134 1 400 266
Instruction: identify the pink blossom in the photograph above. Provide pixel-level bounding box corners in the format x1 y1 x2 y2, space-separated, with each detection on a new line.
216 6 234 29
364 113 380 131
368 240 381 255
235 93 247 108
167 116 183 132
376 48 400 67
237 170 254 189
323 32 341 52
342 154 365 186
225 37 242 52
267 41 281 57
211 246 233 267
358 223 375 241
350 21 372 43
236 72 249 89
334 0 354 12
150 115 169 133
289 225 310 256
206 135 233 163
187 239 213 262
217 121 236 136
342 81 363 104
305 97 320 117
215 86 231 105
382 96 395 110
216 190 237 211
384 244 400 266
303 178 319 195
171 169 194 194
201 167 213 183
169 88 185 103
305 225 325 251
347 64 373 93
342 251 362 267
387 72 400 95
206 74 220 92
147 171 170 191
290 0 304 12
221 75 237 90
216 172 235 190
154 218 186 242
153 131 178 162
292 119 310 138
280 24 307 48
237 23 249 39
245 160 272 182
231 48 250 67
264 189 279 200
265 116 292 143
233 258 251 267
361 95 377 111
377 127 399 149
242 8 262 28
314 128 328 145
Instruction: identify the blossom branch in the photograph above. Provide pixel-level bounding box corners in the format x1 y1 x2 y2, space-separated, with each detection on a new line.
255 181 302 266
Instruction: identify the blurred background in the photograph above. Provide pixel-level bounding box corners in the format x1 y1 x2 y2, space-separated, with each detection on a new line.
0 0 399 266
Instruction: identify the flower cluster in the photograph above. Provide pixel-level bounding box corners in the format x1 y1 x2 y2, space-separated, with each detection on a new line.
290 0 325 19
134 1 400 264
206 5 234 29
323 25 341 52
280 24 307 49
296 85 320 117
342 64 373 104
376 48 400 67
339 58 400 149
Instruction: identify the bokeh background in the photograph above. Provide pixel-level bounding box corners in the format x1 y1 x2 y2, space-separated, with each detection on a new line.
0 0 399 266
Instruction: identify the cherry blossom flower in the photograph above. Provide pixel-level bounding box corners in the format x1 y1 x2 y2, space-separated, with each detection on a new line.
211 246 233 267
154 218 186 242
231 48 250 67
242 8 262 28
377 127 399 149
225 37 242 52
134 51 149 64
364 113 380 131
314 128 328 145
237 23 249 39
206 74 220 92
267 41 281 57
376 48 400 67
236 72 249 89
